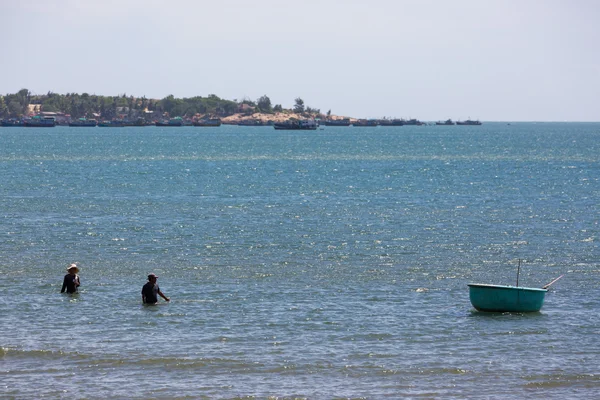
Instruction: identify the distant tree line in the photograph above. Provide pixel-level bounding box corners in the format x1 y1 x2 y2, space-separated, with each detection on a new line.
0 89 323 120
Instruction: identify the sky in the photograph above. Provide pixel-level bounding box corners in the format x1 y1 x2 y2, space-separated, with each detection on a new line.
1 0 599 121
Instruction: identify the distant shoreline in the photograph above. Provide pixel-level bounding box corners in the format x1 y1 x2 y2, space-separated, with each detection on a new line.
1 89 487 126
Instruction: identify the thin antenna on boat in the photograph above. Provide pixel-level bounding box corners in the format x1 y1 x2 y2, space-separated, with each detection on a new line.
516 259 521 287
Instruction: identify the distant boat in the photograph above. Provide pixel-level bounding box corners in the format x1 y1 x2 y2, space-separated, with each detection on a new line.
273 119 317 130
1 118 24 127
24 116 56 127
156 117 184 127
132 118 148 126
323 119 351 126
69 118 97 127
468 260 563 312
378 119 404 126
435 119 455 125
193 118 221 127
352 119 379 127
456 119 482 125
98 120 127 127
403 118 424 126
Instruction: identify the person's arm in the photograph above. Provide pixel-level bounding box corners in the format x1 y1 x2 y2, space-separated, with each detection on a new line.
141 287 146 303
74 275 80 288
61 276 67 293
157 289 170 302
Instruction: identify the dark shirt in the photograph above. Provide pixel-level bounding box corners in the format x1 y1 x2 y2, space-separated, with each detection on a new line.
61 274 80 293
142 282 159 303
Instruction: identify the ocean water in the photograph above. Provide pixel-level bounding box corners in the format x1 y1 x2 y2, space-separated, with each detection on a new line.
1 123 599 399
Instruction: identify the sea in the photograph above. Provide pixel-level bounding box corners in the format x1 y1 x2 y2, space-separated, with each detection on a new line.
1 122 599 399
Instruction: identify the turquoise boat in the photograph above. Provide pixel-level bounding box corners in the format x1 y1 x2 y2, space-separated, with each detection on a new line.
469 259 563 312
468 284 547 312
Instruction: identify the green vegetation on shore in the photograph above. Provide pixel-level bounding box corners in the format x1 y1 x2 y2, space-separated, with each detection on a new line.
0 89 326 120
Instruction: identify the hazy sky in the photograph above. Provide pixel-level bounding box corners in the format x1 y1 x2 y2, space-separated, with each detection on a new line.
2 0 599 121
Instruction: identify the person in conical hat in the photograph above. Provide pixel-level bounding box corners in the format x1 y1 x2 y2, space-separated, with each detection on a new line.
61 263 81 294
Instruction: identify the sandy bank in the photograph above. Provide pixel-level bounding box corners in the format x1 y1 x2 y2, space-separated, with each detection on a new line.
221 112 352 124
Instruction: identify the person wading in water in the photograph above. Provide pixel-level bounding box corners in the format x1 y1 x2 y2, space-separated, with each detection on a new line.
61 263 81 294
141 273 170 304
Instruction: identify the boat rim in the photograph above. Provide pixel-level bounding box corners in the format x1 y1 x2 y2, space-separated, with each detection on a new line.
468 283 547 292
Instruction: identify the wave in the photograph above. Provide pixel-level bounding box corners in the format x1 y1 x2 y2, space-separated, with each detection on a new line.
0 347 87 361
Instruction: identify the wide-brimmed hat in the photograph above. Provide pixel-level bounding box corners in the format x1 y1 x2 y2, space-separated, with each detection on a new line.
67 264 79 273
